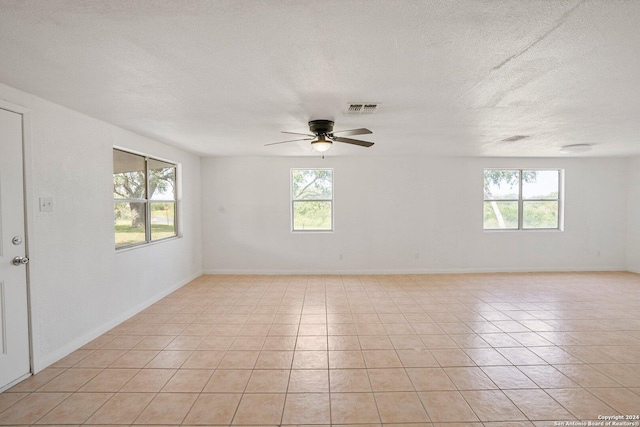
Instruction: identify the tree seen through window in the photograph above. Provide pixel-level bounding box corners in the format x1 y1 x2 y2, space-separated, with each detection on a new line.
113 149 177 248
291 169 333 231
483 169 560 230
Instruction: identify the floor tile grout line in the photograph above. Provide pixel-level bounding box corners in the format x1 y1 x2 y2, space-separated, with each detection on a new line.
278 277 303 426
325 279 332 426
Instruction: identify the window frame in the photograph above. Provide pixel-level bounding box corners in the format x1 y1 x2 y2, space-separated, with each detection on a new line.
113 148 179 250
290 168 334 233
483 168 563 231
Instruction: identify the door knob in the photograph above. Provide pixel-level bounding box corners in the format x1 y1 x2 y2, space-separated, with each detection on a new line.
12 256 29 266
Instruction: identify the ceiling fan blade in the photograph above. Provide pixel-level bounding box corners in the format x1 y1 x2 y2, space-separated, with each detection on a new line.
331 128 372 136
334 136 374 147
281 131 315 137
264 138 314 146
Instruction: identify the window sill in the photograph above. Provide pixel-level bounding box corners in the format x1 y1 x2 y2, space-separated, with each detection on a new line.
115 235 182 253
483 228 563 233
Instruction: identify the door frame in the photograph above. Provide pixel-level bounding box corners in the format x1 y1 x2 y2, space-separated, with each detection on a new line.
0 98 35 386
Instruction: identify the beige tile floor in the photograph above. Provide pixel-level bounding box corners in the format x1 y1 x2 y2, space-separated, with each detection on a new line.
1 272 640 426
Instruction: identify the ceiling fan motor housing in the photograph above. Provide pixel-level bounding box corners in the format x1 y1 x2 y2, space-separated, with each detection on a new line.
309 120 334 135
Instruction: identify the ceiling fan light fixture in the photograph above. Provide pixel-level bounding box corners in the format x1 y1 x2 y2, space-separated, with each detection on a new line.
311 135 332 152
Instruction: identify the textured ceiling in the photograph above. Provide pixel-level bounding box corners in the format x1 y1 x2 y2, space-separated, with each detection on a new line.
0 0 639 157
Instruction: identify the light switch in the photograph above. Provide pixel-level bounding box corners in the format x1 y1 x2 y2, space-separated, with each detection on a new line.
39 197 54 212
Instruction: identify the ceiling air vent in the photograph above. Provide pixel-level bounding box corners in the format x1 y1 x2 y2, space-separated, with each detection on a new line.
363 104 378 113
502 135 529 142
346 103 379 114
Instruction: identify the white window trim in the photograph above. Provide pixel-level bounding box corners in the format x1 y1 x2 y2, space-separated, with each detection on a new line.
114 147 180 250
290 168 334 233
483 168 564 232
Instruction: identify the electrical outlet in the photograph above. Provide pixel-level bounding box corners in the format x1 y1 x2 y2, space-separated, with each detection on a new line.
39 197 54 212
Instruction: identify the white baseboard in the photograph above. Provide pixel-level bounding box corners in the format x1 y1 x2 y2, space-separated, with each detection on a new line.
202 266 627 275
0 373 32 393
32 271 202 373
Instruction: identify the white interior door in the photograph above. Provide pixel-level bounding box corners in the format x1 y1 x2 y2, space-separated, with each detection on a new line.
0 107 31 390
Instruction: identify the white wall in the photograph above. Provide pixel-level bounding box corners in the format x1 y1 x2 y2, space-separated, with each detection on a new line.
627 156 640 273
202 156 628 274
0 83 202 372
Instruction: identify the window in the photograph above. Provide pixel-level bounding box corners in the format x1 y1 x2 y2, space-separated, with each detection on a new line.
113 148 178 249
291 168 333 231
483 169 561 230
